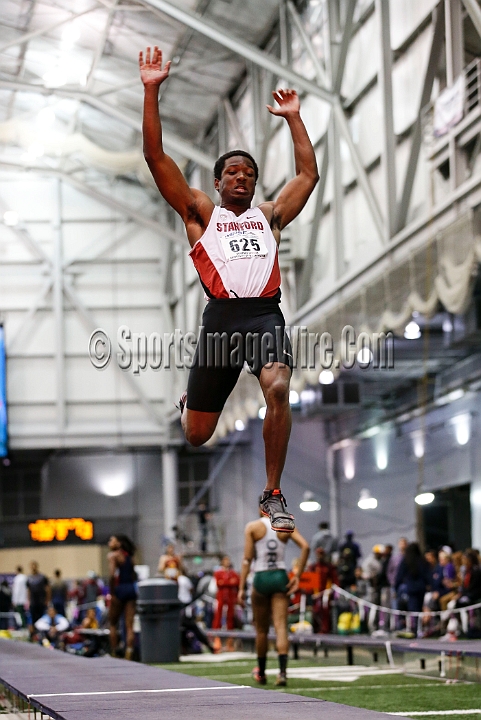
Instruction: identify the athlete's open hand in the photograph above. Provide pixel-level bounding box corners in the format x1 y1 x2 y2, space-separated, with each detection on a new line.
139 46 171 86
287 574 300 595
267 89 300 117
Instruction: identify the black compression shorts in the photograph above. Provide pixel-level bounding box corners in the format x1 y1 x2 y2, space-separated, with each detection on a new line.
186 297 292 413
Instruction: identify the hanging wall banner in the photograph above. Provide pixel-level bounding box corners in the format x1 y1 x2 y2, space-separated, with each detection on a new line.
433 75 464 137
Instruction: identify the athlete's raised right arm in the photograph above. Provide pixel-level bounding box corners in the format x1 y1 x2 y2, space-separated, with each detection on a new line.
140 46 212 231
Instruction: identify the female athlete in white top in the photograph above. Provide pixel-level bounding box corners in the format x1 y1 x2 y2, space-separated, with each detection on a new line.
238 507 309 687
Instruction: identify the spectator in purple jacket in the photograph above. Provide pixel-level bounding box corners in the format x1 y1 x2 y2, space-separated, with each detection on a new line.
432 551 456 601
387 537 408 591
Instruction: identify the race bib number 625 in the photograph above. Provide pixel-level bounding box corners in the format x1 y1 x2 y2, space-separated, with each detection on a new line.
222 231 268 261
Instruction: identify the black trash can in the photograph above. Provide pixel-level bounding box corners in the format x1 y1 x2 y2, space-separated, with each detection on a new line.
137 579 182 663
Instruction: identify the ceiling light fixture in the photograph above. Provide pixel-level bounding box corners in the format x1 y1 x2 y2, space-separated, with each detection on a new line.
415 492 434 505
299 491 321 512
43 67 67 88
61 23 81 47
319 370 334 384
357 347 373 365
358 488 378 510
451 413 470 446
3 211 18 227
404 321 421 339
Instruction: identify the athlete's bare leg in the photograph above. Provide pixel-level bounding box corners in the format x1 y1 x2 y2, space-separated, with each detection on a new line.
251 587 270 657
271 592 289 655
124 599 137 656
259 362 292 492
182 408 221 447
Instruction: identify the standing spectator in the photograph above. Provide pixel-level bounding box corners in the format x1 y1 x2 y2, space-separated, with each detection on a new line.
395 542 431 613
0 579 12 630
82 571 102 609
337 547 357 589
51 569 68 617
108 534 137 660
308 546 338 633
212 555 239 649
362 545 384 605
197 503 212 553
387 537 408 613
27 562 50 625
310 522 338 562
339 531 362 565
379 545 393 607
11 566 28 628
455 549 481 608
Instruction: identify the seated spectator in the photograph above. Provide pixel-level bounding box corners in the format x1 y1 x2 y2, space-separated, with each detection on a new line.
81 606 100 629
158 543 184 581
429 550 457 611
308 546 338 633
424 549 437 573
455 549 481 608
178 574 215 654
350 566 369 600
395 542 431 614
34 605 69 648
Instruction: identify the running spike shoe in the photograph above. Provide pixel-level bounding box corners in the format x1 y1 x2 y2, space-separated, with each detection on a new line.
275 672 287 687
252 667 267 685
260 489 295 533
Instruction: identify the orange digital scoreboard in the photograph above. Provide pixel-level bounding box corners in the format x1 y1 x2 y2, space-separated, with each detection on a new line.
28 518 94 543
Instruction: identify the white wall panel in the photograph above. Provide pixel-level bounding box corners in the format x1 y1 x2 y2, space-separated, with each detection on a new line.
342 13 379 101
392 25 433 135
390 0 439 51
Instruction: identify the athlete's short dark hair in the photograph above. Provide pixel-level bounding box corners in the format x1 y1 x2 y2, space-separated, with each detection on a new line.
214 150 259 182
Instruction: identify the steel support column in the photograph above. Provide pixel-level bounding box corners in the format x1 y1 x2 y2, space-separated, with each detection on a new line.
162 448 178 540
298 133 329 306
376 0 397 239
396 2 445 233
327 446 340 540
330 115 345 279
445 0 465 190
53 179 66 433
462 0 481 39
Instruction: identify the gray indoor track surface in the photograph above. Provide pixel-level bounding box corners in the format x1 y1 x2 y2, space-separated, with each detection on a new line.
0 638 411 720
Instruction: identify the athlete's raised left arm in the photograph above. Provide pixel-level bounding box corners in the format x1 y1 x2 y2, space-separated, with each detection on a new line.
260 90 319 235
237 523 255 607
